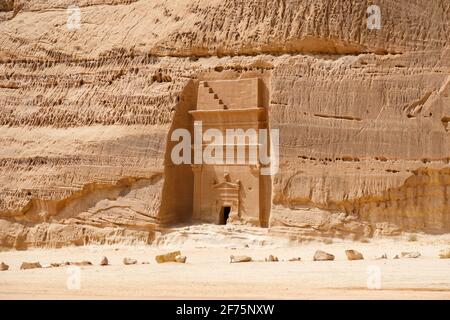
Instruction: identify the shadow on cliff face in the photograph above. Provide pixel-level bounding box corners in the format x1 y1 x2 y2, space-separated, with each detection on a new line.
158 79 198 225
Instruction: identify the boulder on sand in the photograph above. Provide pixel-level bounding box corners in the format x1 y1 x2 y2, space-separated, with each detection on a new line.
345 250 364 261
123 258 138 265
100 256 109 266
20 262 42 270
70 261 93 266
313 250 335 261
0 262 9 271
265 255 279 262
155 251 181 263
439 249 450 259
229 255 252 263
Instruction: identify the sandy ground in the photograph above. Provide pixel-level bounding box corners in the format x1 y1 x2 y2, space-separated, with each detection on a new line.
1 227 450 300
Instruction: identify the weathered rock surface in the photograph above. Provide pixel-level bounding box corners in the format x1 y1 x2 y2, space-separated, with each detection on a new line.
155 251 181 264
20 262 42 270
313 250 335 261
0 262 9 271
2 0 450 58
345 250 364 261
50 262 63 268
1 0 450 248
175 255 187 264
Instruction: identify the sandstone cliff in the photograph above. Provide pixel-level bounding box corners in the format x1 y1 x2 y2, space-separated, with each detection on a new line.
0 0 449 248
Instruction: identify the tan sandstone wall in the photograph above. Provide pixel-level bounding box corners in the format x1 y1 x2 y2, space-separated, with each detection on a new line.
0 0 449 248
269 50 450 239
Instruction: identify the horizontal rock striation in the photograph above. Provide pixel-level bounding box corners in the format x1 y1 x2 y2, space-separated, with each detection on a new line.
0 0 449 248
270 50 450 239
1 0 450 59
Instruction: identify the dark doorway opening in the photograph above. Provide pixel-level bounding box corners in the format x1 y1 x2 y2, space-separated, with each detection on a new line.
221 206 231 225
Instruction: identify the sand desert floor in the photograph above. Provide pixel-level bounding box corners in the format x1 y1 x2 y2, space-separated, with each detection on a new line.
1 226 450 300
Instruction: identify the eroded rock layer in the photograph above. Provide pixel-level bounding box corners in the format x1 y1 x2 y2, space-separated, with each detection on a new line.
270 50 450 239
0 0 449 248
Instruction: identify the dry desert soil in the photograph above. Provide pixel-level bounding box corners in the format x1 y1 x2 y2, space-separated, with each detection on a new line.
0 226 449 300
